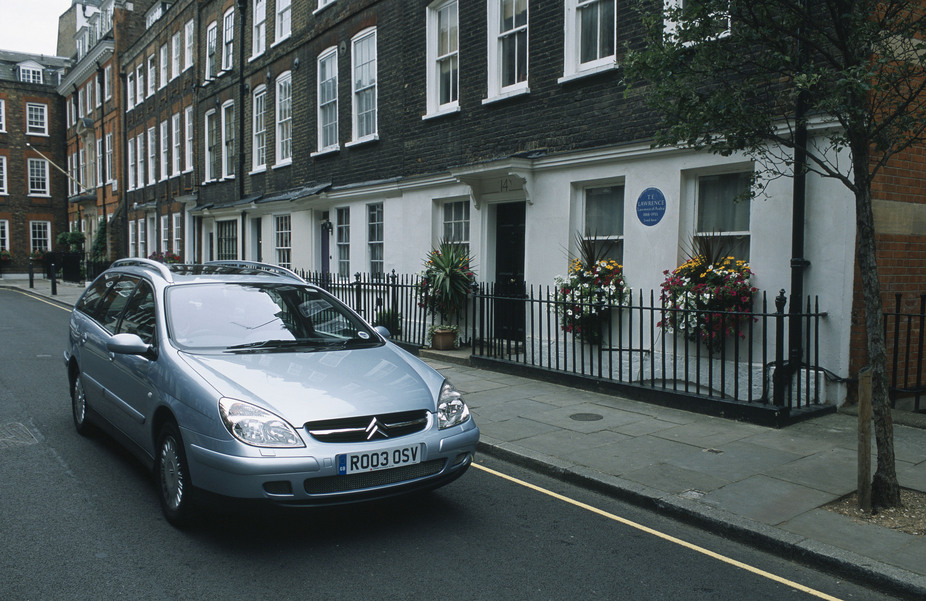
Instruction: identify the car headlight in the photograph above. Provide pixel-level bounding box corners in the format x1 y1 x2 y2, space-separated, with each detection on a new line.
218 398 305 448
437 382 470 429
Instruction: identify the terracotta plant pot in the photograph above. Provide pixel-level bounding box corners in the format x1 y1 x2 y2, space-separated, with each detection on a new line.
431 329 456 350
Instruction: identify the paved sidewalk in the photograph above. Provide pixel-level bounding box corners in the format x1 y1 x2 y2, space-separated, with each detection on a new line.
4 275 926 598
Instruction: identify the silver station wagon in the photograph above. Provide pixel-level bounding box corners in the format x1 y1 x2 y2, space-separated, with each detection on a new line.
64 259 479 526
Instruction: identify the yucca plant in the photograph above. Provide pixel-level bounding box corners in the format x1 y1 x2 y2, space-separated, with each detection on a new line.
418 241 476 322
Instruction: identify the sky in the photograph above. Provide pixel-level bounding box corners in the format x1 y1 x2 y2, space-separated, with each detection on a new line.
0 0 73 56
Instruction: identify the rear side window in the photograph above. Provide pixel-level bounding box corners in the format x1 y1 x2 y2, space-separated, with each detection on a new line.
76 273 120 316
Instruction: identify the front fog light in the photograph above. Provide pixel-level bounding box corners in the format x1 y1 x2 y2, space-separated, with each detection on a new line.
437 382 470 429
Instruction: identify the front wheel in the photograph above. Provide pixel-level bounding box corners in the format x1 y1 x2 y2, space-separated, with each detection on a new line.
155 421 197 527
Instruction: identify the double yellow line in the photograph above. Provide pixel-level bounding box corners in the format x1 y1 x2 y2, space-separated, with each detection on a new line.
474 463 844 601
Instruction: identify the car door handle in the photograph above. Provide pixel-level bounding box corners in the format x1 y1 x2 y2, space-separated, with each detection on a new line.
108 352 115 361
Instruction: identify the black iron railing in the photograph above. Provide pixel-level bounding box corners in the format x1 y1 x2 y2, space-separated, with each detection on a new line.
471 283 830 418
885 293 926 411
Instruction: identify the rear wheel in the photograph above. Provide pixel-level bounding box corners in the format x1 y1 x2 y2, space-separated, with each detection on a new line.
71 372 95 436
155 421 197 527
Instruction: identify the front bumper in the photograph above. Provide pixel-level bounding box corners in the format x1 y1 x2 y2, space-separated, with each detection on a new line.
185 422 479 505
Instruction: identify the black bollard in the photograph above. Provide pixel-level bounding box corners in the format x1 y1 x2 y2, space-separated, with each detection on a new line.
29 259 34 288
51 262 57 295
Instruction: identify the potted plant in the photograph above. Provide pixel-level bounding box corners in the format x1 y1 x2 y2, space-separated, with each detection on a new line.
658 235 757 353
554 232 630 345
0 249 11 263
427 324 460 350
148 251 182 263
418 241 476 348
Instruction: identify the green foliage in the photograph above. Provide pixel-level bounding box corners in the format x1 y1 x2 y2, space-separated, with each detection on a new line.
90 219 107 261
418 241 476 322
56 231 85 251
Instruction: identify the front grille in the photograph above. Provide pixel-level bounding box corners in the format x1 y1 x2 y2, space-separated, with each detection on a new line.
305 410 429 443
303 459 445 494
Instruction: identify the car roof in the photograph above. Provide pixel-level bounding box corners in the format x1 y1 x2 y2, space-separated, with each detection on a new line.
106 259 308 286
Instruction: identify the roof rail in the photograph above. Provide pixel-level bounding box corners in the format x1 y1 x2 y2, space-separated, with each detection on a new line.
111 258 175 282
205 261 306 283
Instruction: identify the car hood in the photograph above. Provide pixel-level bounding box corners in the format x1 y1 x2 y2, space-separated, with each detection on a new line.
178 344 445 424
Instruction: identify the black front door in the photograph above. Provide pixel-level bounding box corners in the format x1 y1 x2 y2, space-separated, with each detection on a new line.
494 202 526 341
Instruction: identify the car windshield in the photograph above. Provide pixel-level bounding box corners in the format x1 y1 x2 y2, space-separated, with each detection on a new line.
166 282 381 351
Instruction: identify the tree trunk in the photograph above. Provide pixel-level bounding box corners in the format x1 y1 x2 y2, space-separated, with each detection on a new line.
853 164 901 509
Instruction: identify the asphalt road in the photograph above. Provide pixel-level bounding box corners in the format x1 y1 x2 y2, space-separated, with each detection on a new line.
0 287 903 600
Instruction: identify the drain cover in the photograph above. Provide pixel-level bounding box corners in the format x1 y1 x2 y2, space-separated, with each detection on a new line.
0 422 38 449
569 413 603 422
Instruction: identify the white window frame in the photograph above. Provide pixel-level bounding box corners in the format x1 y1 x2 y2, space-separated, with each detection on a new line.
275 71 293 166
274 214 292 269
692 169 752 260
0 98 5 132
252 0 266 58
96 136 103 188
138 218 146 258
172 212 182 255
485 0 529 103
26 103 48 136
30 221 52 253
127 73 135 110
0 219 8 250
172 113 181 177
316 0 337 13
160 120 169 181
184 106 194 172
275 0 292 44
127 136 136 190
205 109 219 182
104 64 113 100
27 158 50 196
206 21 218 79
350 28 378 144
223 8 235 72
425 0 460 118
441 199 470 256
221 100 236 179
0 156 7 195
336 207 350 277
19 66 43 84
562 0 616 82
129 220 137 257
147 55 156 96
184 19 195 71
147 127 157 185
105 132 114 185
159 44 168 88
136 134 145 189
368 202 384 275
171 32 181 80
315 47 339 154
161 215 169 252
136 64 145 105
252 85 267 171
95 74 102 108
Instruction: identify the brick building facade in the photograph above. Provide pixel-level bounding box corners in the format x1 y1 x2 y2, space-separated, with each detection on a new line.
0 50 71 274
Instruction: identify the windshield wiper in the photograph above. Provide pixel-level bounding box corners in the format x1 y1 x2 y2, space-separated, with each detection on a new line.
225 339 324 352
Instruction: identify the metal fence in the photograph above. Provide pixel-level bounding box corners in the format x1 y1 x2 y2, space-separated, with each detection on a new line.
885 293 926 411
469 284 834 425
299 270 475 349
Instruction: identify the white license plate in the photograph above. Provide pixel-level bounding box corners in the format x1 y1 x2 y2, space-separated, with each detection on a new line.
337 444 422 475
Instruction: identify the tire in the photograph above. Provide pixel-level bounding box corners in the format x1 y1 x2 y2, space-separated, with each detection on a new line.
155 421 197 527
71 372 95 436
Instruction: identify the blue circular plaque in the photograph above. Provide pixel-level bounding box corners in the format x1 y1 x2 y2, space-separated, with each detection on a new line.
636 187 667 227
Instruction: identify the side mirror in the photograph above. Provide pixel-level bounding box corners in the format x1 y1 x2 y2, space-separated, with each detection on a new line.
107 332 152 356
373 325 391 339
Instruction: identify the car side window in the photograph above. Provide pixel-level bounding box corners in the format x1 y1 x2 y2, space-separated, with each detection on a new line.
118 282 157 346
76 273 120 316
95 277 140 334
